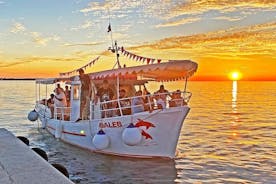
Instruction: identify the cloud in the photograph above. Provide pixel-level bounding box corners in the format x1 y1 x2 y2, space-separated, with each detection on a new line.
0 60 33 68
9 22 60 46
80 0 276 22
212 16 245 22
0 56 83 68
80 1 106 13
78 0 276 31
10 22 26 33
167 0 276 19
130 22 276 60
71 20 95 31
63 41 105 47
156 17 201 28
30 32 60 46
79 0 181 19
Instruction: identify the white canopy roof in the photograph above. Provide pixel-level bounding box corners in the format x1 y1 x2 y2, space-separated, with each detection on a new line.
89 60 197 82
36 60 197 84
36 77 70 84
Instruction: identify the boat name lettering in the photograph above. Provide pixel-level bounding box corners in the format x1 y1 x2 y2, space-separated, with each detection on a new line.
99 121 123 128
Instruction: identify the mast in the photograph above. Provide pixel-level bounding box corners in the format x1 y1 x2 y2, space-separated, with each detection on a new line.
107 9 121 69
107 22 121 69
114 41 121 69
107 11 121 102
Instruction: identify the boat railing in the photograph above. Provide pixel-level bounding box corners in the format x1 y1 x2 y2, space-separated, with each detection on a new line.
35 101 71 121
36 91 191 120
54 106 71 121
91 90 192 118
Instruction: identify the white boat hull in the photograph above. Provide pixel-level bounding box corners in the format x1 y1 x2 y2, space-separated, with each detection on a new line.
36 106 189 158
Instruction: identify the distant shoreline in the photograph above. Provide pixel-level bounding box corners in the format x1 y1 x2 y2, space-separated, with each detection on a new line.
0 78 275 81
0 78 35 80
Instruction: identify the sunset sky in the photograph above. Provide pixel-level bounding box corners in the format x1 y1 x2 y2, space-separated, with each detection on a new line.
0 0 275 80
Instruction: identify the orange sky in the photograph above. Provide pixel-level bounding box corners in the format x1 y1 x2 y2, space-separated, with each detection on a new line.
1 1 276 80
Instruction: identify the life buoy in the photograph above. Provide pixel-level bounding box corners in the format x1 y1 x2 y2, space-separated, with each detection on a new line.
122 123 142 146
28 109 38 121
92 129 109 149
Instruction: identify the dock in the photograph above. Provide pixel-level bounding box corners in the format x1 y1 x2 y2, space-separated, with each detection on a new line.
0 128 73 184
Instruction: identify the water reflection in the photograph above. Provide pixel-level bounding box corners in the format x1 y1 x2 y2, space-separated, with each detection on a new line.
29 129 177 183
230 81 240 140
232 81 237 112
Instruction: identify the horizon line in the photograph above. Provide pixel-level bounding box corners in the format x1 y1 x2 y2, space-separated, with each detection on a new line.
1 78 275 82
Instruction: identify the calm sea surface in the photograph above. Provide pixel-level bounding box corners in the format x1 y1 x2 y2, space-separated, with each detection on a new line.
0 80 275 183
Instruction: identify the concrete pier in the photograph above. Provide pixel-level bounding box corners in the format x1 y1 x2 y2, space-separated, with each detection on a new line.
0 128 73 184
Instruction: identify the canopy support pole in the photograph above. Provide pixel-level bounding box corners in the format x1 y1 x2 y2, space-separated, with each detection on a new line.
117 75 123 116
184 77 188 93
38 83 41 101
45 84 48 105
35 82 37 103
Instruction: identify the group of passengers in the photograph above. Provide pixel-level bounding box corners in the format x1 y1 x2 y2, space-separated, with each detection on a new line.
42 69 186 120
46 84 71 119
94 80 186 118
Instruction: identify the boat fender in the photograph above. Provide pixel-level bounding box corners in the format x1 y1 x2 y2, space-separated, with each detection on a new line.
32 147 48 161
28 109 38 121
52 163 69 178
122 123 142 146
17 136 30 146
92 129 109 149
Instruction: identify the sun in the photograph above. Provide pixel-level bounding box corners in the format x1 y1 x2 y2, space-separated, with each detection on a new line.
229 71 242 81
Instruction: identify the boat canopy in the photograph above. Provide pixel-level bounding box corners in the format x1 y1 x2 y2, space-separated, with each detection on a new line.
36 77 71 84
36 60 197 84
89 60 197 82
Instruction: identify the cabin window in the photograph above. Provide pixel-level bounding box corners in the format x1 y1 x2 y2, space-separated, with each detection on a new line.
73 85 80 100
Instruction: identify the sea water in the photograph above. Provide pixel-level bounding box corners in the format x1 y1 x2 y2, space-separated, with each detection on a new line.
0 80 275 183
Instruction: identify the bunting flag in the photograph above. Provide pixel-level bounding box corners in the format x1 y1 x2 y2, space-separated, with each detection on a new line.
120 48 163 64
59 56 100 77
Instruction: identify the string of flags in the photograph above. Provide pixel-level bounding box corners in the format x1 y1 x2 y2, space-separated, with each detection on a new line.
120 47 162 64
59 56 100 77
59 23 165 77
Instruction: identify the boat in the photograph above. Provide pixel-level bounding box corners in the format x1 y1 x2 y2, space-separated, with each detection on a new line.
29 41 198 159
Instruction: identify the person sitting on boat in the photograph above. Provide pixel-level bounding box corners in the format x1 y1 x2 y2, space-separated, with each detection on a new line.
95 79 114 117
54 88 67 119
131 90 144 114
47 93 55 118
154 85 169 109
143 87 154 111
77 68 91 121
169 90 186 107
116 89 131 116
64 85 71 106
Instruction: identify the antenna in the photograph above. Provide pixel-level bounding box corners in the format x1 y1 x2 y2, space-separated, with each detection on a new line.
107 9 121 69
107 9 114 50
